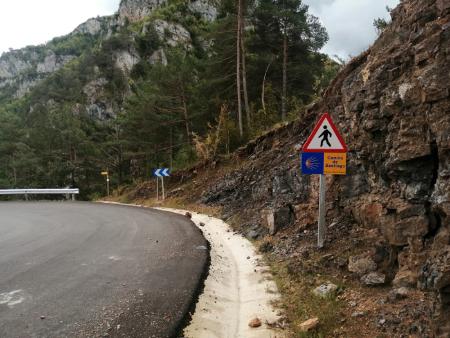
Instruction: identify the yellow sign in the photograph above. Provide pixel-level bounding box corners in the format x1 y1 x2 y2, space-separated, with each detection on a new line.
101 171 108 176
324 153 347 175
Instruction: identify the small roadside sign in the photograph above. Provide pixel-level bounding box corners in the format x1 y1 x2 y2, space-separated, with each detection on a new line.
153 168 170 201
300 112 349 248
101 171 110 196
301 152 324 175
302 112 347 153
153 168 170 177
324 152 347 175
301 112 348 176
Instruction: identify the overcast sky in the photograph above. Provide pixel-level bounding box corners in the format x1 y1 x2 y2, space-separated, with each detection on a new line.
0 0 120 55
303 0 400 59
0 0 399 59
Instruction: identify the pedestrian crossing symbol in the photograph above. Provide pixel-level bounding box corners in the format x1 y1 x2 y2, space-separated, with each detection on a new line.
302 112 347 153
301 112 348 175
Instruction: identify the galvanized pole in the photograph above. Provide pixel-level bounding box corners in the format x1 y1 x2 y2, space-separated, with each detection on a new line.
161 177 165 201
318 174 326 248
156 177 159 200
106 173 110 197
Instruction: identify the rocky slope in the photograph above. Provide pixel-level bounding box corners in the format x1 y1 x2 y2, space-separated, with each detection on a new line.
122 0 448 336
202 0 449 335
0 0 216 117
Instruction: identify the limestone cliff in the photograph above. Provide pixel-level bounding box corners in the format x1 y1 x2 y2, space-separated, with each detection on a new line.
0 48 76 99
119 0 168 22
0 0 217 118
118 0 217 23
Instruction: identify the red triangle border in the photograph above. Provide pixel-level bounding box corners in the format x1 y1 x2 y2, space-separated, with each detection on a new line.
302 112 348 153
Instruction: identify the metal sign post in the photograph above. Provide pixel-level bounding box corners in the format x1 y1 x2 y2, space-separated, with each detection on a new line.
153 168 170 201
318 174 327 248
161 177 165 201
101 171 110 197
301 112 348 248
156 176 159 200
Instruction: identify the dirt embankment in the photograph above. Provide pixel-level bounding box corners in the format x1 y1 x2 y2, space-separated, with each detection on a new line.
116 0 449 336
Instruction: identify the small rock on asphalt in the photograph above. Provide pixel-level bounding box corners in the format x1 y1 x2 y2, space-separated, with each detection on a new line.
185 212 192 219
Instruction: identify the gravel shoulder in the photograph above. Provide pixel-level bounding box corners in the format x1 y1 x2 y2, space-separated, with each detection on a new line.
156 207 285 338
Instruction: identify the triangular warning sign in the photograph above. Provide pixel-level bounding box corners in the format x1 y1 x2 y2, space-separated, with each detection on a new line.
302 112 347 153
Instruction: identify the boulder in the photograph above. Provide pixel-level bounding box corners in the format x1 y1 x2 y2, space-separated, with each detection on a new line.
348 255 377 275
262 206 295 235
246 230 260 240
361 272 386 286
298 317 319 332
388 287 410 301
313 282 338 298
393 268 418 288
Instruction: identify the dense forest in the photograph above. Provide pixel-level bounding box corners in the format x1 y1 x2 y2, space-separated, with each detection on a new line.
0 0 341 199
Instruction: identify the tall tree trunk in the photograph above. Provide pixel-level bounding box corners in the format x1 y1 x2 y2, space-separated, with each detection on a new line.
282 33 288 121
236 0 243 138
169 126 173 170
261 59 273 115
12 155 17 186
180 83 191 142
240 0 250 130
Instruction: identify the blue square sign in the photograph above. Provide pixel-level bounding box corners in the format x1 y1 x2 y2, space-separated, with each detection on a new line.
301 152 324 175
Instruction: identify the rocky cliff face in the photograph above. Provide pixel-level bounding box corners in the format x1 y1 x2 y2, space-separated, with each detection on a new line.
198 0 449 335
0 49 76 98
0 16 116 101
119 0 167 22
118 0 217 23
0 0 217 118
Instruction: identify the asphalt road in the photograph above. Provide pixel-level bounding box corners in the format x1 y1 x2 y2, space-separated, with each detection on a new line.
0 202 208 338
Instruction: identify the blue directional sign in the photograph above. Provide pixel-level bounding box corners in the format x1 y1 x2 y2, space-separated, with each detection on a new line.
153 168 170 177
301 152 324 175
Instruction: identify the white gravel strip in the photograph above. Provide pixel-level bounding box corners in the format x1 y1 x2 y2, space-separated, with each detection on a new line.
156 208 284 338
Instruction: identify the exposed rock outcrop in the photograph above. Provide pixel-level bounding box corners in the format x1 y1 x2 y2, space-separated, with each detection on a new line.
153 19 192 49
189 0 218 22
0 49 76 98
200 0 449 334
114 48 141 74
73 17 105 36
36 52 75 74
119 0 168 22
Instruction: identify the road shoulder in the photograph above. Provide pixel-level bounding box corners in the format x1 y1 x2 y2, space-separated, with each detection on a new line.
156 207 285 338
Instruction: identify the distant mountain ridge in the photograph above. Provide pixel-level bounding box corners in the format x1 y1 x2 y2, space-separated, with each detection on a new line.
0 0 216 106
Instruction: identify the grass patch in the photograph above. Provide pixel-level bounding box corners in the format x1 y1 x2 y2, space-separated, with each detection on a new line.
266 254 343 337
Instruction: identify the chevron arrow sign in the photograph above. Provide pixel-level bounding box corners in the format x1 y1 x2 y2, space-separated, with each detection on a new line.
153 168 170 177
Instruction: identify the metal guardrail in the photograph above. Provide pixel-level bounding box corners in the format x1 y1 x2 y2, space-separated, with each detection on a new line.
0 189 79 200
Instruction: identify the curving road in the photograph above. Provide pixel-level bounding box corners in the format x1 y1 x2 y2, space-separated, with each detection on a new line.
0 202 208 338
